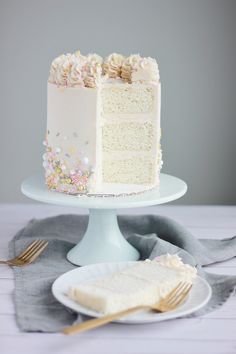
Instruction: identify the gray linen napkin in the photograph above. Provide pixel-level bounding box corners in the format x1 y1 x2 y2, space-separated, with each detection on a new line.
9 214 236 332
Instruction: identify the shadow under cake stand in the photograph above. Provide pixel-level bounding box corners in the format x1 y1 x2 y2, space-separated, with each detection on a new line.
21 173 187 266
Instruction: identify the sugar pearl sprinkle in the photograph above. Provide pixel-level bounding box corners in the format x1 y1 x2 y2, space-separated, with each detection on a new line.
43 139 93 194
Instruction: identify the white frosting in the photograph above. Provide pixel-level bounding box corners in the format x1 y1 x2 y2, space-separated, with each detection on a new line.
121 55 159 83
48 51 160 87
132 57 160 83
155 254 184 267
48 54 70 85
67 61 85 87
154 254 197 279
87 53 103 64
83 60 102 88
121 54 142 82
103 53 125 78
47 83 101 192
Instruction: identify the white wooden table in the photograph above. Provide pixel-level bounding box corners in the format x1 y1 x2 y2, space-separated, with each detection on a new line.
1 204 236 354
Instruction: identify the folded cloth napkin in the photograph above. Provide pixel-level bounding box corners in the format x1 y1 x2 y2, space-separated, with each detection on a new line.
9 214 236 332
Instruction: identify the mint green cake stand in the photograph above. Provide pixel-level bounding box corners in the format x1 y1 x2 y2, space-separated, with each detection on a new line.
21 173 187 266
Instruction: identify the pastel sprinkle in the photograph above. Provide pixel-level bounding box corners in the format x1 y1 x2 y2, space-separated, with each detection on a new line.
43 140 92 194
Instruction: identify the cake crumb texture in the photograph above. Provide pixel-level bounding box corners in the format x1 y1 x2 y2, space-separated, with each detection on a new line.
102 122 154 152
102 157 155 184
101 86 154 114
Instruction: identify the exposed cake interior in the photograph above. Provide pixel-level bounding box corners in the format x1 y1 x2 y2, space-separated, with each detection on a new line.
101 84 160 186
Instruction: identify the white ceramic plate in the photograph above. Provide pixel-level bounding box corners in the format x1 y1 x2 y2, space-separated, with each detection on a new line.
52 262 212 324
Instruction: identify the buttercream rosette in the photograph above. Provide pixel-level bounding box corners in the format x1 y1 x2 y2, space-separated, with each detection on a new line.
49 54 73 86
131 57 160 83
121 54 142 83
83 61 102 88
103 53 125 79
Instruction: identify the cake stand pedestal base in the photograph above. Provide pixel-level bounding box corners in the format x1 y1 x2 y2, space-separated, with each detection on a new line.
21 173 187 266
67 209 139 266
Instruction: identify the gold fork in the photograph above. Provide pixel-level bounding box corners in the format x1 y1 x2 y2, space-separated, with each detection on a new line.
63 281 192 335
0 239 49 266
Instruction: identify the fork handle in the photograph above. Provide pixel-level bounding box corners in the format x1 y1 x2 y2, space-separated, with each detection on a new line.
0 260 7 264
62 305 150 335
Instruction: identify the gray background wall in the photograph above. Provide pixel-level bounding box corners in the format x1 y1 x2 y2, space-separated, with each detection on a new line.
0 0 236 204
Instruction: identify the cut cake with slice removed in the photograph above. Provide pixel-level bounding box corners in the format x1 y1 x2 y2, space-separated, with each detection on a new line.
67 254 197 315
44 51 162 196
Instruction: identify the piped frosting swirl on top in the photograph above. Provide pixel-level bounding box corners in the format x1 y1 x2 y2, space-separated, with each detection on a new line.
103 53 125 79
48 50 160 88
121 54 142 83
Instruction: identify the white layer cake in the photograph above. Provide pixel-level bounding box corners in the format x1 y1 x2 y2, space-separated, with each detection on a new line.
68 255 197 314
43 51 163 196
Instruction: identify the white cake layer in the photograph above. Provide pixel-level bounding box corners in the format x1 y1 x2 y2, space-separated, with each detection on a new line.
68 257 196 314
102 157 157 184
101 85 155 114
102 122 155 152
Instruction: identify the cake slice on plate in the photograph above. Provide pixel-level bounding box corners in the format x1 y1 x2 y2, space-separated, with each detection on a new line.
68 254 197 314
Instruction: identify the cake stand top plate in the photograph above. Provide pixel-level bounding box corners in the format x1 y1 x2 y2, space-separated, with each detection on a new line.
21 173 187 209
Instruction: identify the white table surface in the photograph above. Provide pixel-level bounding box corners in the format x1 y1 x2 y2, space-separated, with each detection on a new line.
0 204 236 354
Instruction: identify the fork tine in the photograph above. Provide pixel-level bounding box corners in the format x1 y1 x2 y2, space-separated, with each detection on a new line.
24 241 48 263
23 240 48 261
167 283 189 305
18 239 40 258
19 240 44 260
169 284 192 309
166 282 188 305
161 282 184 303
20 240 48 261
